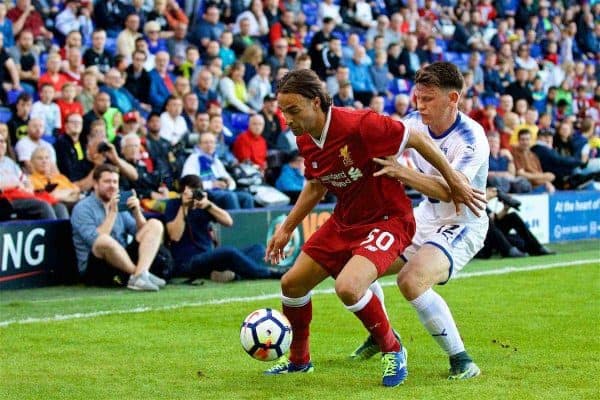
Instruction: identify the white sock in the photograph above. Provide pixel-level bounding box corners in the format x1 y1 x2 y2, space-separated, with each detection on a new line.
344 289 373 313
369 281 388 318
410 288 465 356
281 292 312 307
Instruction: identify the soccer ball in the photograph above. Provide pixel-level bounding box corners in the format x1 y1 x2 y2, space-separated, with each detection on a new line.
240 308 292 361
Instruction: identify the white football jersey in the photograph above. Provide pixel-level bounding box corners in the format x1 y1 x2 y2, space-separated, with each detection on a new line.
402 111 489 225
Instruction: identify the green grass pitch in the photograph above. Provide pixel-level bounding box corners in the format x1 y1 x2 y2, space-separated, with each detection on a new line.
1 241 599 400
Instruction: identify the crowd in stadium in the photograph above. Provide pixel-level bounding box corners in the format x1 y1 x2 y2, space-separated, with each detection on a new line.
0 0 598 276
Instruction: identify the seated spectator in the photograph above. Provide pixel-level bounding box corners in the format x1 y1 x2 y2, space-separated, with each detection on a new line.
207 114 237 168
398 34 425 81
102 68 147 116
70 164 166 291
165 174 280 282
487 133 532 193
370 50 392 96
29 84 61 141
348 46 376 106
7 29 39 96
390 94 410 120
233 114 267 171
37 53 68 99
476 187 555 259
7 0 53 42
116 13 141 63
510 107 539 146
182 131 253 209
266 38 294 79
333 80 355 108
7 92 31 144
193 68 219 113
56 82 84 132
77 69 99 114
118 133 174 209
159 95 188 146
83 29 112 77
29 146 79 210
124 50 151 108
181 91 199 132
54 112 94 191
144 112 181 188
167 23 190 67
260 95 283 150
148 51 174 113
531 129 596 190
147 0 188 37
55 0 93 43
247 62 272 112
0 3 14 49
15 118 57 173
189 4 226 52
368 95 386 115
511 128 556 193
275 151 305 204
0 123 66 220
173 75 191 99
144 20 168 55
219 61 255 114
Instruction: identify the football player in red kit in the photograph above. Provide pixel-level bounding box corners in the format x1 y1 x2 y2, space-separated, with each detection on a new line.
264 69 481 387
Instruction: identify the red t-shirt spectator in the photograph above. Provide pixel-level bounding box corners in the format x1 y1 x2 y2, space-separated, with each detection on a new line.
232 130 268 170
7 6 45 39
56 100 84 133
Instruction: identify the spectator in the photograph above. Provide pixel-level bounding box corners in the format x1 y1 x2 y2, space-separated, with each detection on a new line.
504 67 534 106
511 128 555 193
101 68 143 115
531 128 594 190
219 61 255 114
145 112 179 188
333 79 356 108
7 29 39 96
233 114 267 171
181 131 253 209
511 107 539 145
260 94 283 150
0 3 14 49
348 46 376 106
476 188 554 259
269 10 302 56
70 164 166 291
390 94 410 120
370 50 392 97
37 53 68 98
55 0 93 42
193 68 218 113
231 16 259 57
181 91 199 132
247 62 272 112
236 0 269 39
398 34 425 81
61 45 85 87
7 92 31 144
148 51 174 113
173 75 191 99
124 50 152 108
144 20 168 55
93 0 130 38
159 95 188 146
487 133 532 193
165 174 280 282
189 4 226 51
267 38 294 79
0 32 21 104
83 29 112 77
54 112 93 190
218 30 236 70
167 22 190 66
29 85 61 139
116 13 141 63
0 126 65 220
29 146 79 211
7 0 53 42
147 0 188 37
275 150 305 204
56 82 84 132
207 114 237 167
77 70 99 114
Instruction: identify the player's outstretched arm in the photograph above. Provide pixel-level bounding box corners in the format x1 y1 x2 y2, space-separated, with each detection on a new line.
405 131 486 216
265 179 328 264
373 156 451 202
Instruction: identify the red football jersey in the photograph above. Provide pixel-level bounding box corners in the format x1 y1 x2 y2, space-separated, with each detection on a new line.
297 107 413 226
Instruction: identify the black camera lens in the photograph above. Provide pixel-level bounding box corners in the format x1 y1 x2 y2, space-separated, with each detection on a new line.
97 142 111 153
192 188 206 200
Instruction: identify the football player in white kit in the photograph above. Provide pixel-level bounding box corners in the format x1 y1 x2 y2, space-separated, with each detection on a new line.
350 62 489 380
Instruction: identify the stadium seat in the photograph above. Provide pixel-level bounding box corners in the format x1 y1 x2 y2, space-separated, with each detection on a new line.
0 107 12 123
302 2 318 27
6 90 23 105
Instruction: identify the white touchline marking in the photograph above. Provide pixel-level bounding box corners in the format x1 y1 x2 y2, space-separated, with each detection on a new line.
1 259 598 328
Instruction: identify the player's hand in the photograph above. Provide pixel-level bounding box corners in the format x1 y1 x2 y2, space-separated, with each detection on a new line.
372 156 403 179
265 228 292 265
448 172 487 217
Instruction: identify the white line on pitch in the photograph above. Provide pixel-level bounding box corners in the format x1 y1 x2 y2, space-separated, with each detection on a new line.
0 258 598 328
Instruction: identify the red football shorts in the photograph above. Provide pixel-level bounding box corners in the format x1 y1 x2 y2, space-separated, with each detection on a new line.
302 214 415 278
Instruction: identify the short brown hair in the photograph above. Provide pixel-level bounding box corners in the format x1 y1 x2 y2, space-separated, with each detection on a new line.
93 164 119 181
277 69 332 113
415 62 464 92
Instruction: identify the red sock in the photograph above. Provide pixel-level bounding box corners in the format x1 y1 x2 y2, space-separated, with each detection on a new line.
283 301 312 365
354 295 400 353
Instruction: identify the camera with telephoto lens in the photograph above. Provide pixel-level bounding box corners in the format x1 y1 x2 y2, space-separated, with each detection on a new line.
496 190 521 211
97 142 111 153
192 188 206 200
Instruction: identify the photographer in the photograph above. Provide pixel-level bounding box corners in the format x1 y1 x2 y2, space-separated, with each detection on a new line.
476 187 555 259
71 164 166 291
165 175 281 282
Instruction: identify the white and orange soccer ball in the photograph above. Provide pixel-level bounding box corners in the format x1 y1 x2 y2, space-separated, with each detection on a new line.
240 308 292 361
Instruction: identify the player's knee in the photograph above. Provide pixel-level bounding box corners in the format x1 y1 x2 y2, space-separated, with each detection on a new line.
280 273 307 298
334 280 361 305
397 269 419 298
